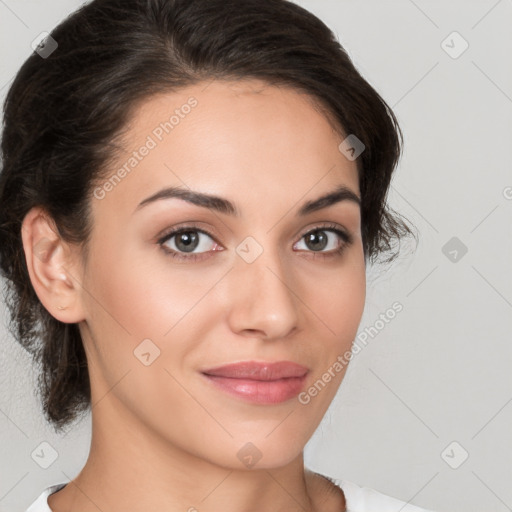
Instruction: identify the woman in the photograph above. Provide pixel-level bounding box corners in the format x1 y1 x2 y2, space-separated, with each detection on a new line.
0 0 434 510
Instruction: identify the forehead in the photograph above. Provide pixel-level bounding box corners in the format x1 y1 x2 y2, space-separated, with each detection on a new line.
92 78 359 220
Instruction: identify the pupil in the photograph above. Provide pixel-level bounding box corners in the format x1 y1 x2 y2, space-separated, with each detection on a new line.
307 231 327 251
176 231 198 253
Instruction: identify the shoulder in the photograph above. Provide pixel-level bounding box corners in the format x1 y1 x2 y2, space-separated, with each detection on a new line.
333 477 437 512
25 482 68 512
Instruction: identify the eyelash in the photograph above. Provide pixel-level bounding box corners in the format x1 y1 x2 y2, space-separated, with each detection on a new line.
157 222 353 262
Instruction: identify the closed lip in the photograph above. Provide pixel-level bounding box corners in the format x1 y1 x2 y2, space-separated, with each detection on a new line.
201 361 309 380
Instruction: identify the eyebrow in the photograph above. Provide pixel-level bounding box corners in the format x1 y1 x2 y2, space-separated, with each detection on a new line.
133 184 360 217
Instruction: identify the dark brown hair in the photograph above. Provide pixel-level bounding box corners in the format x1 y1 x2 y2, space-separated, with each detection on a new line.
0 0 413 433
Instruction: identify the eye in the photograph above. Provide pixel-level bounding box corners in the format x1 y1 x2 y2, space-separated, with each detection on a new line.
157 225 221 262
157 222 353 262
294 223 352 259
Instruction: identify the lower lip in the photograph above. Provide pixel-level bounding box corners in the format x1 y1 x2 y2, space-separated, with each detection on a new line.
202 374 307 404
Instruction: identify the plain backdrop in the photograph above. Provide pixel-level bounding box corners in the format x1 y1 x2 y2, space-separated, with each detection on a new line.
1 1 511 511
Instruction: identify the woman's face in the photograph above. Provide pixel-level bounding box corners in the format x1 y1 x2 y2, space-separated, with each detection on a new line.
75 79 366 469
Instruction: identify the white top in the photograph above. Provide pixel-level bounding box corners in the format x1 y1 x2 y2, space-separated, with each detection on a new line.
25 478 435 512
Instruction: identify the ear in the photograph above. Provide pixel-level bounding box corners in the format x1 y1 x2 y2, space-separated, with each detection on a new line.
20 206 86 323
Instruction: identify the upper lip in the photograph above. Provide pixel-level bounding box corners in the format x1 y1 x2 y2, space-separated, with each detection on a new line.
201 361 309 380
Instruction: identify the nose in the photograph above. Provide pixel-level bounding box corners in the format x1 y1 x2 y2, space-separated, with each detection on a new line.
226 245 300 341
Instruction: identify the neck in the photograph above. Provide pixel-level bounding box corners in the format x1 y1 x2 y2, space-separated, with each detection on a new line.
49 401 327 512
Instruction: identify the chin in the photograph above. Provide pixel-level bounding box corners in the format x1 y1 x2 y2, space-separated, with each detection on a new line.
217 437 306 471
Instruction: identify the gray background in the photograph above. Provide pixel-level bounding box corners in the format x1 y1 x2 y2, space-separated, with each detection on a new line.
1 1 511 511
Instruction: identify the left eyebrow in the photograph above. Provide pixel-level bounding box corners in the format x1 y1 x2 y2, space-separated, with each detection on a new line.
133 184 360 216
297 185 361 215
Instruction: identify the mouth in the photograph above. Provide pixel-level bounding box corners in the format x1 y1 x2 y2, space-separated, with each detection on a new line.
200 361 309 404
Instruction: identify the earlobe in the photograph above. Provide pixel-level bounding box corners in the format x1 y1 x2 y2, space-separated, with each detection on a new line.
20 206 85 323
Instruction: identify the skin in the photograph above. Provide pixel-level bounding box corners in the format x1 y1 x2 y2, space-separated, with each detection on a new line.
22 79 366 512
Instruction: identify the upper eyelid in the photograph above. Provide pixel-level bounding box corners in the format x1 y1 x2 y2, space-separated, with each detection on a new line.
157 224 218 245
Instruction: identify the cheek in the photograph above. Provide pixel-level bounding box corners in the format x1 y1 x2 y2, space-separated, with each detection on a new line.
298 253 366 411
84 235 198 335
80 241 208 425
303 246 366 339
81 236 224 384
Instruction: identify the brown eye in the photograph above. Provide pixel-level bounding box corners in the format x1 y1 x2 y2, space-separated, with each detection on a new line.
303 230 329 251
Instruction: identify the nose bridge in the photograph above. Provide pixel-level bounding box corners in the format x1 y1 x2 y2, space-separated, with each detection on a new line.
227 235 299 339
